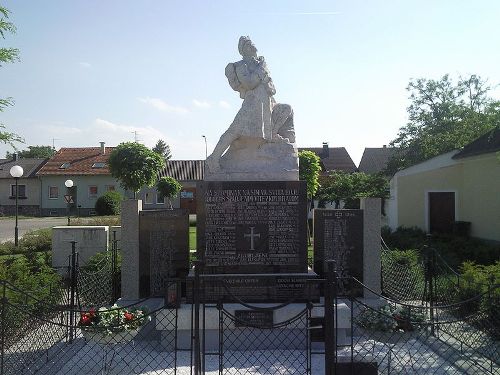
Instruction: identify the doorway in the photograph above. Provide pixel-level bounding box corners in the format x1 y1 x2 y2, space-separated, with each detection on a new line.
428 192 455 233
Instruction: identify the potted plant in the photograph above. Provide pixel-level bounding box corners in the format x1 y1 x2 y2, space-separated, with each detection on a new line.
78 304 150 344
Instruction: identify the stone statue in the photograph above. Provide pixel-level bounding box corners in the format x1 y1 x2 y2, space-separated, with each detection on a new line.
205 36 298 181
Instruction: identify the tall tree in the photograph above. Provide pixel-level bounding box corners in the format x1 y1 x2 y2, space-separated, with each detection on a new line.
6 145 55 159
386 74 500 174
318 171 389 209
108 142 165 198
0 5 22 147
152 139 172 160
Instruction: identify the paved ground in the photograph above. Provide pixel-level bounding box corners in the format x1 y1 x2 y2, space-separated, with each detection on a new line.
0 216 68 243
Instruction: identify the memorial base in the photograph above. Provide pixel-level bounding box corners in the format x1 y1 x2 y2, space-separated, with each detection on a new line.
186 270 319 303
156 302 351 351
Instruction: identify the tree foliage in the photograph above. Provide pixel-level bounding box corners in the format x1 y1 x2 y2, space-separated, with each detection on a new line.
0 5 22 147
6 145 55 159
108 142 165 197
318 171 389 209
386 74 500 174
156 176 182 209
298 150 321 199
152 139 172 160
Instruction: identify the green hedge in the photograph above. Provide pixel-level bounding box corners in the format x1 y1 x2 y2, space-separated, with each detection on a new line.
382 226 499 267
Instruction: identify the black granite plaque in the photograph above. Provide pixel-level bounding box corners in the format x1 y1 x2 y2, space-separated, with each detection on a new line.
197 181 308 274
313 209 363 295
187 272 319 303
139 209 189 298
235 310 273 328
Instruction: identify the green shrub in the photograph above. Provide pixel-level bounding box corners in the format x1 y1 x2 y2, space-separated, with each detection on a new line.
82 251 121 274
382 226 499 267
19 228 52 253
382 226 427 251
95 191 123 216
453 261 500 338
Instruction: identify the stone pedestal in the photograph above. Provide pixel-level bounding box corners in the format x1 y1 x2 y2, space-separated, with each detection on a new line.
121 199 142 300
156 302 351 351
361 198 381 297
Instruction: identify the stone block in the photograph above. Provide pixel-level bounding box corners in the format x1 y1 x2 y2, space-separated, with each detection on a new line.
52 226 109 271
121 199 142 300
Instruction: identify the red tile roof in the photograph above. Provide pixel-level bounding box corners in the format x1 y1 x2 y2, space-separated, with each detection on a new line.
299 147 356 173
36 147 115 176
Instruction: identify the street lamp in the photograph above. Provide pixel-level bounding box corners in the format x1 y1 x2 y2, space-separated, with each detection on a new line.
202 135 207 159
9 165 23 246
65 179 74 225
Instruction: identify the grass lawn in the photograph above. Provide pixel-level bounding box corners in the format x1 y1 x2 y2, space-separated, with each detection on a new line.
189 226 196 250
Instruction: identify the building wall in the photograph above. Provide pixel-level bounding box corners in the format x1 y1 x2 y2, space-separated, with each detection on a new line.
460 154 500 241
39 175 126 216
396 163 463 230
0 178 41 216
392 153 500 242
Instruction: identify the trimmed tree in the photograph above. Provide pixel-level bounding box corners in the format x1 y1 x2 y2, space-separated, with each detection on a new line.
298 150 321 200
298 150 321 243
108 142 165 198
156 176 182 209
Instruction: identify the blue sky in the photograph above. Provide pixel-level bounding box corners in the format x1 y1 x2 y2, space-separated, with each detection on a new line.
1 0 500 165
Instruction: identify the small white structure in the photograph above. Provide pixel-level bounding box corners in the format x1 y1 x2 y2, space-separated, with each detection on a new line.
52 226 109 271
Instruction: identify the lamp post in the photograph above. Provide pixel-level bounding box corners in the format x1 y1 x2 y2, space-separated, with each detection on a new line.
202 135 207 159
65 179 74 226
9 165 23 246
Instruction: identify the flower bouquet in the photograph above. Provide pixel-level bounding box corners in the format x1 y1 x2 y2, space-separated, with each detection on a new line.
355 304 427 344
78 304 150 344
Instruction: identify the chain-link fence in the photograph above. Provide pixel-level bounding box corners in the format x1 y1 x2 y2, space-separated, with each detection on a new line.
0 243 498 374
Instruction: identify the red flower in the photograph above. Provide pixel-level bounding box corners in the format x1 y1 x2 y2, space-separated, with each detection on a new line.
124 312 134 321
88 308 96 318
79 314 92 326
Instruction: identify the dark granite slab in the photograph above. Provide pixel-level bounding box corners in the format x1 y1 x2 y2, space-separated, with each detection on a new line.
197 181 308 274
139 209 189 298
187 271 319 303
313 209 363 296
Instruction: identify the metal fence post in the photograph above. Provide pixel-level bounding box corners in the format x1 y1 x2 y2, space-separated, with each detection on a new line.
428 249 436 336
324 260 336 375
1 281 6 375
111 231 119 302
193 260 202 375
69 241 78 343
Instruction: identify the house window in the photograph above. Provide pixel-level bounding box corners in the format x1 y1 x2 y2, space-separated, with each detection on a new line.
156 194 165 204
180 191 194 199
88 185 98 199
92 162 106 169
106 185 115 192
59 162 71 169
144 192 153 205
10 184 27 198
49 186 59 199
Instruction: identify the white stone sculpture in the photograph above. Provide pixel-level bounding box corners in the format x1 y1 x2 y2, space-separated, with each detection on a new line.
205 36 298 181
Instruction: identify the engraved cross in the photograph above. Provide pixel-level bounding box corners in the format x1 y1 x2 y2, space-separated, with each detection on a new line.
244 227 261 251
